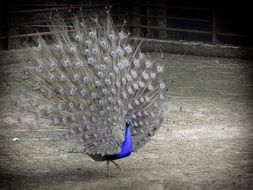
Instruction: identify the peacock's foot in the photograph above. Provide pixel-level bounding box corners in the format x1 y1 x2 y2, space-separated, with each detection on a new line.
110 160 123 173
106 160 123 177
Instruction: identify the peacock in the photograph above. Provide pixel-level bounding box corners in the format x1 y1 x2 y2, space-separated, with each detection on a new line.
10 8 166 177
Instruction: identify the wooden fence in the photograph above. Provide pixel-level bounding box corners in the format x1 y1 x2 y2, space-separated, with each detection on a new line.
0 0 253 50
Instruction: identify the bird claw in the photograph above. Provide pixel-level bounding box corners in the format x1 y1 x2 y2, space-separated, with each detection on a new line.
116 165 123 173
111 160 123 173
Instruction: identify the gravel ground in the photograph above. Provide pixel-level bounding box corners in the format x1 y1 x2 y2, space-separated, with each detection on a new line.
0 51 253 190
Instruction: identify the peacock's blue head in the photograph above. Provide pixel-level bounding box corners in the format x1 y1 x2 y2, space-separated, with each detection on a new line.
125 117 134 128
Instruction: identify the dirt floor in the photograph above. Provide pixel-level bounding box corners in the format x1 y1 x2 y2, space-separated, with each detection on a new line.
0 51 253 190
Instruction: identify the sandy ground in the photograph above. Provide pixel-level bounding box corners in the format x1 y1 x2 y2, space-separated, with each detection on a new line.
0 51 253 190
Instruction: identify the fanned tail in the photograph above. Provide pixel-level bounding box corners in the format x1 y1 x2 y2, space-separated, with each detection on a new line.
10 9 166 156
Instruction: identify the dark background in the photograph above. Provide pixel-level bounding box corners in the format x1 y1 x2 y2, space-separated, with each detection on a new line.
0 0 253 50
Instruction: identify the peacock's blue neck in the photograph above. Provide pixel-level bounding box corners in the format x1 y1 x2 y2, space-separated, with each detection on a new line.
116 125 132 159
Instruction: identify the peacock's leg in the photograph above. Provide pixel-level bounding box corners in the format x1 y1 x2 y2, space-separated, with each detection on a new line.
110 160 123 173
106 160 111 177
